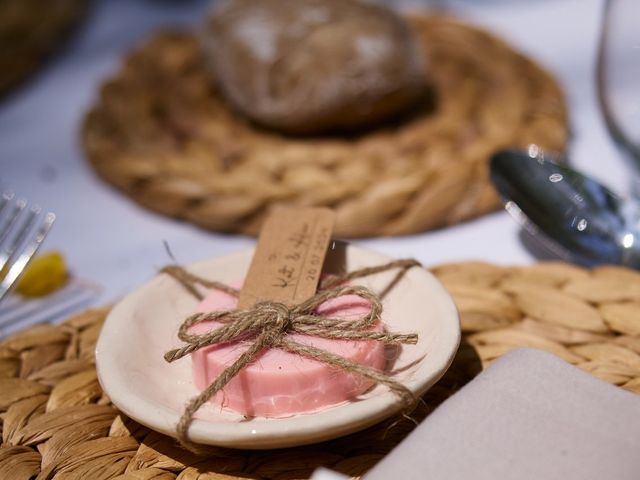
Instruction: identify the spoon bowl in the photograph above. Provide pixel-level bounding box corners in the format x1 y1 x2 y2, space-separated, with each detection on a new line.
490 145 640 268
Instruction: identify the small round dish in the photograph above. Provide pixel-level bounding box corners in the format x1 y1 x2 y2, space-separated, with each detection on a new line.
95 243 460 449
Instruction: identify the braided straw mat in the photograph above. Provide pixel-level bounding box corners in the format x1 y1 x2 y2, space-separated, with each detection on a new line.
0 0 86 96
2 260 640 479
82 15 568 238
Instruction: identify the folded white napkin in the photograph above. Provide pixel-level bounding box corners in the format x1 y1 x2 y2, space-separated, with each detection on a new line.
363 348 640 480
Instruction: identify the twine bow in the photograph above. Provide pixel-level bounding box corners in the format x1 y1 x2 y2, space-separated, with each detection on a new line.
162 258 421 448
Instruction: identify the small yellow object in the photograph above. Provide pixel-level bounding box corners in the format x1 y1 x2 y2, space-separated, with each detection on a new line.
15 251 68 297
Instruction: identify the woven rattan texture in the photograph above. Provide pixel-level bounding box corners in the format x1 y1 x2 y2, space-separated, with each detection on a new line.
0 0 86 96
82 16 568 238
2 261 639 479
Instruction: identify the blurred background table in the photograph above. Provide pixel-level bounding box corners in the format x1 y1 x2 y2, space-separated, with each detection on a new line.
0 0 623 304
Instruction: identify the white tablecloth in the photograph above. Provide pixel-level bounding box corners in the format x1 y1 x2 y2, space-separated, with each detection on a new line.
0 0 621 305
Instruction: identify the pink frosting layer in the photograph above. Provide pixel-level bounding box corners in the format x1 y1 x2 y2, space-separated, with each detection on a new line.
190 285 386 417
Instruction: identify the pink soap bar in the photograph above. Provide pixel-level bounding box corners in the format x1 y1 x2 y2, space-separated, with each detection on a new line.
190 284 386 417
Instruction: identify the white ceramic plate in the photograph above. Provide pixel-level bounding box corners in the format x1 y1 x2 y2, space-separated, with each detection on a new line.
96 243 460 449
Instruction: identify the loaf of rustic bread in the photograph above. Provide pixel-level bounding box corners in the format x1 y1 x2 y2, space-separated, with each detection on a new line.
202 0 428 134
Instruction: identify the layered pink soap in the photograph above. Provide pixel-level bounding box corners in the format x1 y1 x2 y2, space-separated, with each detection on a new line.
190 285 386 417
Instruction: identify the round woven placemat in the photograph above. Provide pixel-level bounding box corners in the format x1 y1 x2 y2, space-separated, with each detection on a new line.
0 0 87 96
2 260 640 479
82 15 568 238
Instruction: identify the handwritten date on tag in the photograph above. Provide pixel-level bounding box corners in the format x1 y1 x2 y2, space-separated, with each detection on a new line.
237 208 335 308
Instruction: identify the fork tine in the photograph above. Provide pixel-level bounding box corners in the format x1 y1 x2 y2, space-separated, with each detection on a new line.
0 198 26 245
0 192 15 217
0 205 41 272
0 212 56 302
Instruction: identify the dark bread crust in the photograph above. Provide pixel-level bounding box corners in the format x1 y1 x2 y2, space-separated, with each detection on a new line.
203 0 427 134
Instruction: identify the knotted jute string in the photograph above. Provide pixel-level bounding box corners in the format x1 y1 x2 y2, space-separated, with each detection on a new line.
161 258 422 448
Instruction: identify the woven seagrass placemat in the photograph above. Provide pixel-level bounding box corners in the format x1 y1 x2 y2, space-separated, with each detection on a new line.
2 261 639 479
0 0 87 96
82 15 568 238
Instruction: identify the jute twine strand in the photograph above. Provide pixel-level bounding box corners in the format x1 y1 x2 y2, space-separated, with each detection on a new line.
161 259 421 448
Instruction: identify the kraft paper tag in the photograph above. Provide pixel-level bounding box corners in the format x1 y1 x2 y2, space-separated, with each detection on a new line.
237 207 336 308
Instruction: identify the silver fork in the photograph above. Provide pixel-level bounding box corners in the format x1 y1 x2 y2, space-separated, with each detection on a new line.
0 192 56 302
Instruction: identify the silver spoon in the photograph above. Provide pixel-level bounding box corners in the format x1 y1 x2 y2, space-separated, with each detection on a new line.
489 145 640 268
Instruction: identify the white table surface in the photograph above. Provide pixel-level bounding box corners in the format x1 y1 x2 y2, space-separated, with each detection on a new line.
0 0 623 306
